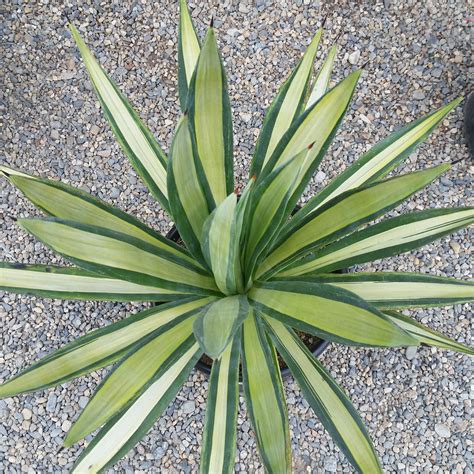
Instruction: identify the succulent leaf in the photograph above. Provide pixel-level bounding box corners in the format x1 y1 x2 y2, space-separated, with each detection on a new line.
69 24 170 212
200 334 241 474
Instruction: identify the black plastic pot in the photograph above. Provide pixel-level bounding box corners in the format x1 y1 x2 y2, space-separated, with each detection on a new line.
164 225 333 380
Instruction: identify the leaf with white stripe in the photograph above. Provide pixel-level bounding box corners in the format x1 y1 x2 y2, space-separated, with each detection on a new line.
284 272 474 309
0 298 211 397
168 116 211 264
72 343 201 473
1 165 197 265
201 192 243 295
19 218 218 295
201 332 240 474
241 310 291 473
65 316 196 446
193 295 248 359
265 318 382 473
261 71 361 214
251 29 322 175
244 149 308 281
296 97 462 219
178 0 200 110
187 27 233 206
281 207 474 277
384 311 474 355
306 43 338 109
249 281 417 347
0 263 184 301
258 164 449 279
69 24 169 211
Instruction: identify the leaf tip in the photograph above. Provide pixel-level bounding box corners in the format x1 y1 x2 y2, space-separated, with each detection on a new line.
308 141 315 150
321 14 328 28
210 15 214 28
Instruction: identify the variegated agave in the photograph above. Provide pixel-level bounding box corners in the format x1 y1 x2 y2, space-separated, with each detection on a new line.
1 1 473 472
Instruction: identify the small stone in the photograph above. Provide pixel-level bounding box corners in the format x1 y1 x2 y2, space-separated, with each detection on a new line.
109 187 121 198
413 90 426 100
90 125 100 135
348 49 361 65
22 408 32 421
324 457 338 472
435 423 451 438
315 171 326 183
46 393 57 412
182 401 195 414
449 240 461 254
406 346 418 360
78 396 89 409
50 129 60 140
61 419 72 432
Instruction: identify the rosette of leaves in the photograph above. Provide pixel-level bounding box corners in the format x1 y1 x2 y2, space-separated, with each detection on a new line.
1 2 473 472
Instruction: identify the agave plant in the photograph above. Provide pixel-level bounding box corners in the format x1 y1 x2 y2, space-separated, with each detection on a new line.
1 2 473 472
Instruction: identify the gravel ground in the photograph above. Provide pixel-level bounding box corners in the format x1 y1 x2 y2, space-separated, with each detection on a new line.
1 0 473 472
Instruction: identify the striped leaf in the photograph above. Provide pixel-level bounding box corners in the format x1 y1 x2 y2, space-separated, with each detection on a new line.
281 207 474 277
241 310 291 473
296 98 462 219
168 116 211 264
385 311 474 355
69 24 169 211
72 342 201 473
178 0 201 110
193 295 248 359
1 165 197 265
244 149 308 281
260 71 360 193
251 29 323 175
249 281 417 347
265 318 382 473
201 332 241 474
0 298 211 397
0 263 183 301
65 316 196 446
201 192 243 295
285 272 474 309
306 43 338 109
19 218 218 295
187 27 233 206
258 164 449 279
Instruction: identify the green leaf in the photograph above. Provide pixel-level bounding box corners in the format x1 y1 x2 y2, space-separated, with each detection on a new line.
69 24 169 212
296 97 463 219
265 318 382 473
168 116 211 264
178 0 201 110
284 272 474 309
244 149 309 281
0 166 198 266
0 262 184 301
200 332 241 474
72 342 201 473
281 207 474 277
19 218 218 295
201 192 243 294
251 29 323 175
260 71 361 211
241 310 291 473
187 27 233 205
258 164 449 279
0 298 211 397
65 316 197 446
384 311 474 355
249 281 417 347
193 295 249 359
306 43 338 109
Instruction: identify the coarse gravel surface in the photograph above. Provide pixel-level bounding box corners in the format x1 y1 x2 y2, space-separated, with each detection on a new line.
1 0 473 472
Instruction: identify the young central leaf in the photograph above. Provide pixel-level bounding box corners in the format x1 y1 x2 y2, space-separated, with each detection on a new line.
193 295 249 359
201 192 243 295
